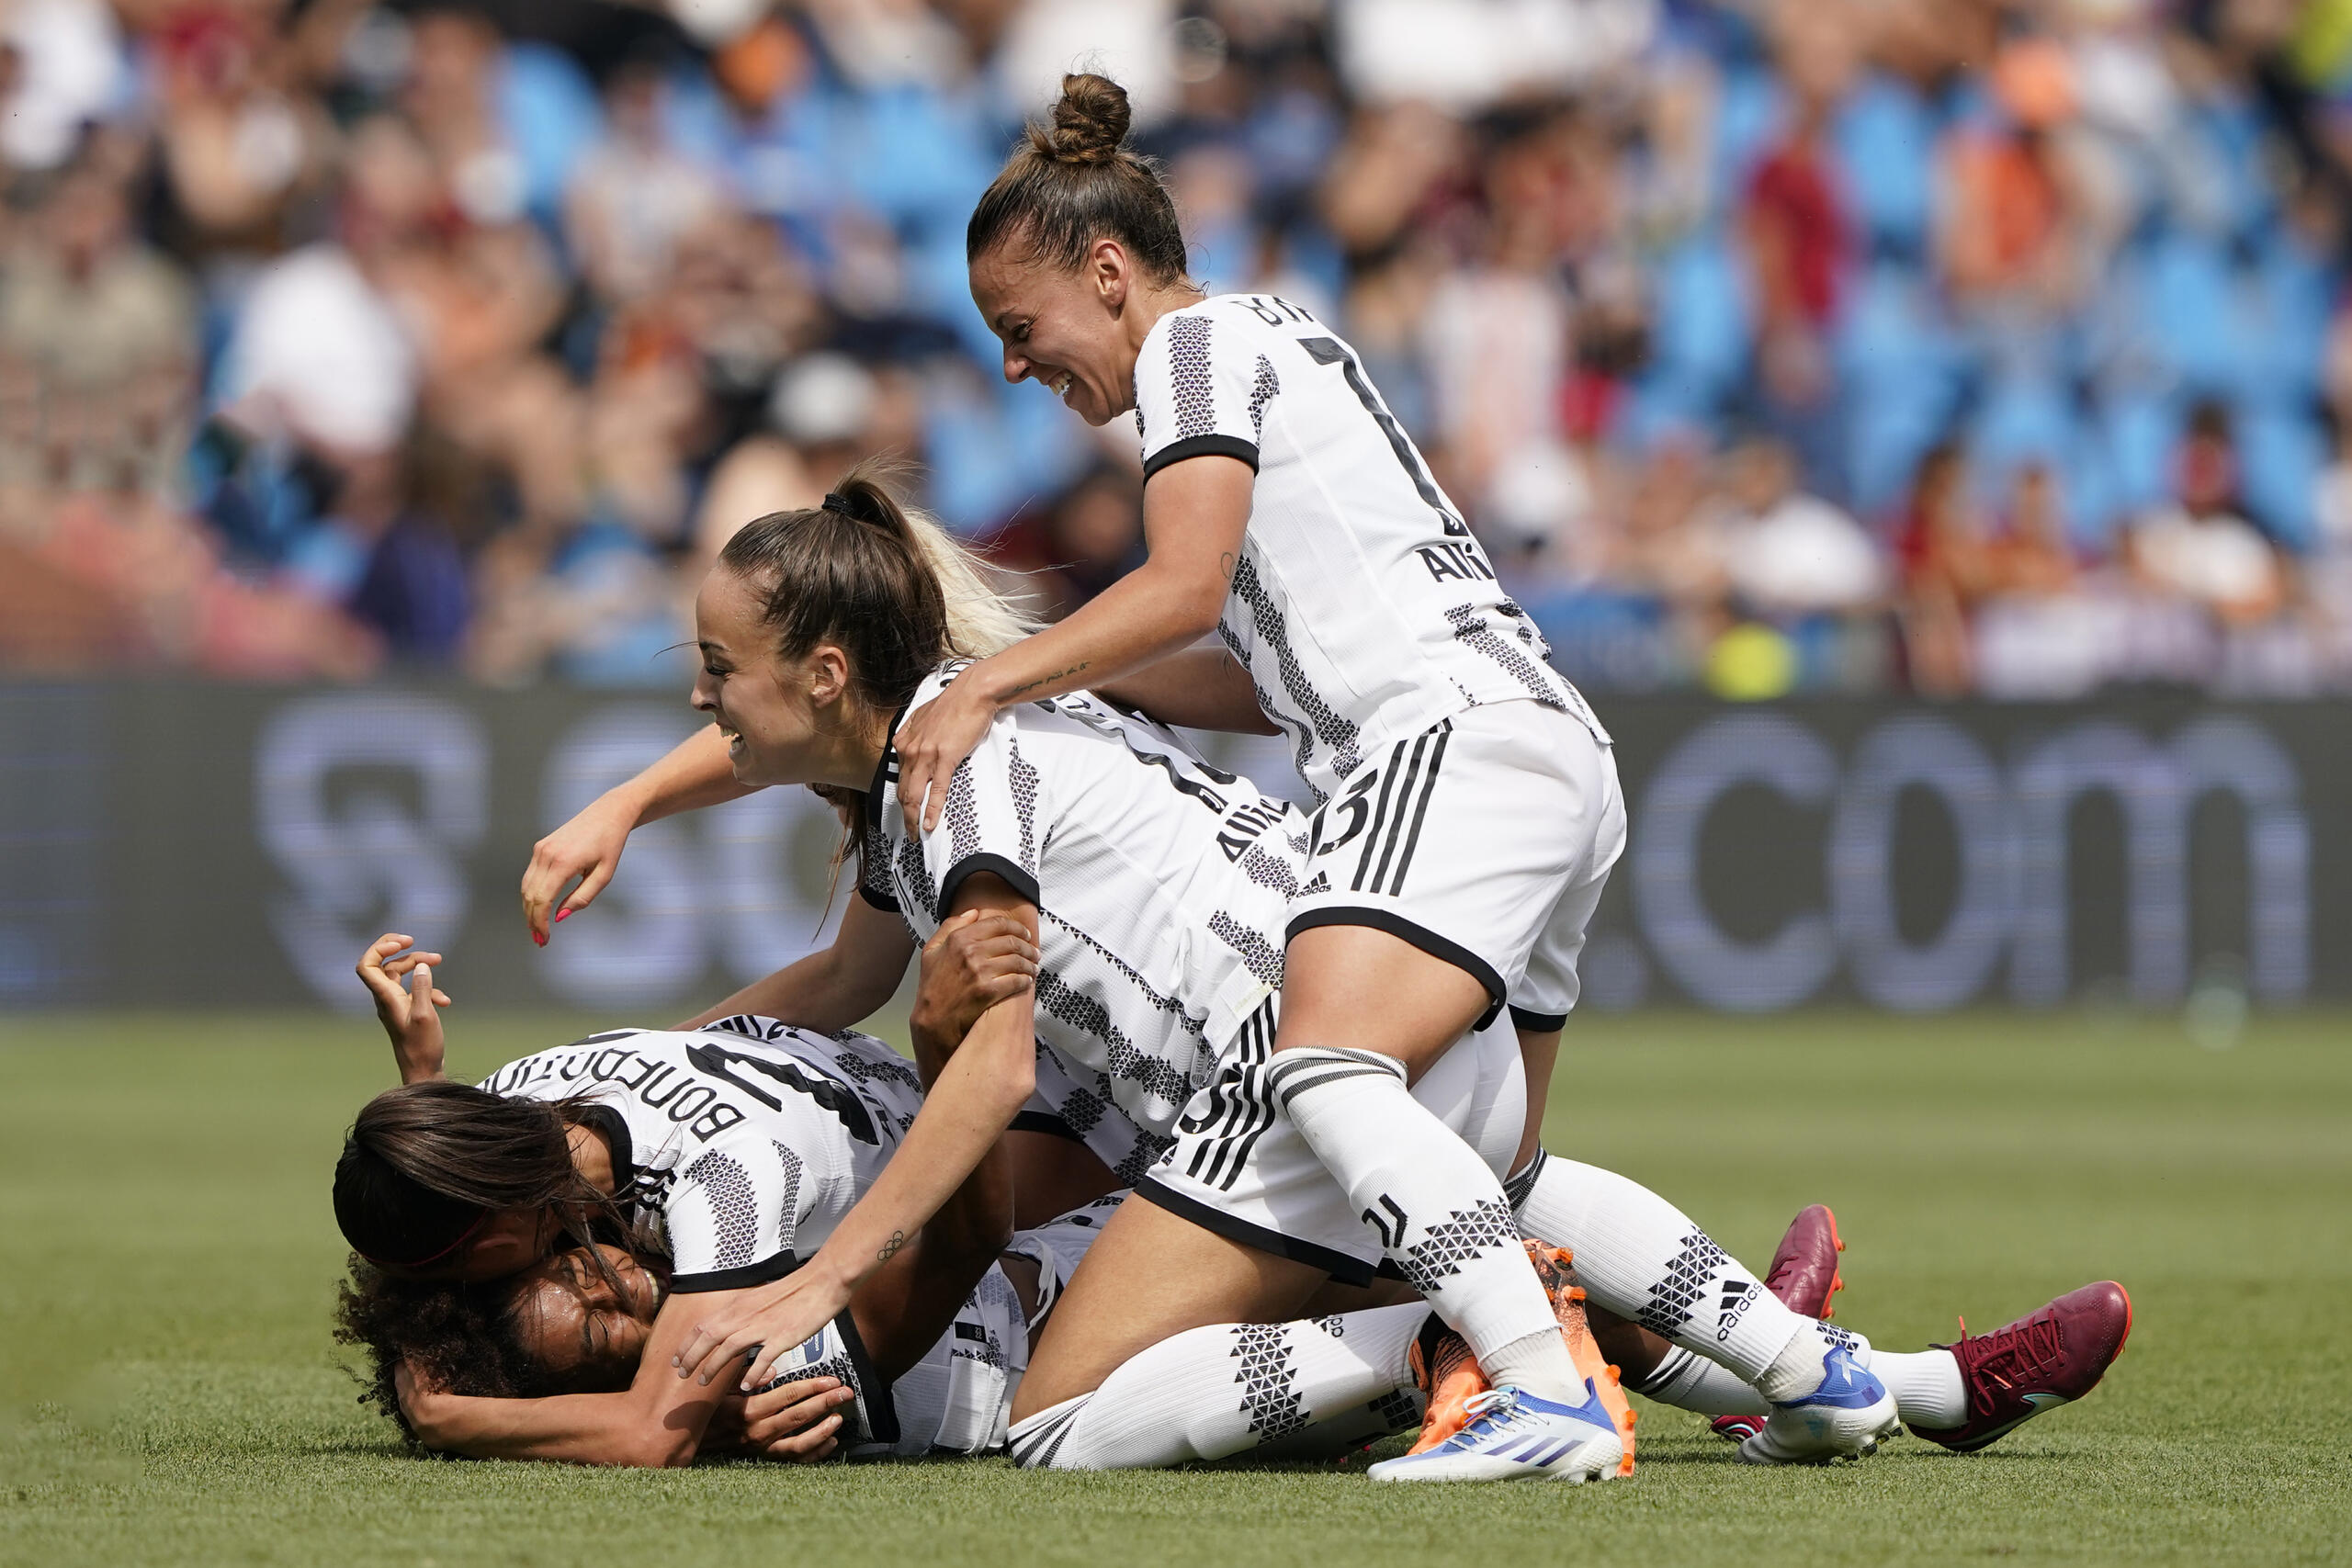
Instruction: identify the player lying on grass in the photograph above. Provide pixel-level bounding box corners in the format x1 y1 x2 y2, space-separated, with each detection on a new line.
334 919 1046 1465
514 468 2131 1478
343 962 2129 1474
339 924 1490 1468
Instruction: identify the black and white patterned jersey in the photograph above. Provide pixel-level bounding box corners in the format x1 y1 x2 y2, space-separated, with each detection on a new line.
1132 292 1608 804
476 1017 924 1294
864 665 1305 1182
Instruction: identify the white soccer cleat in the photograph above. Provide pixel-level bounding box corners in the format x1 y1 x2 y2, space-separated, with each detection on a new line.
1366 1383 1626 1484
1736 1345 1901 1465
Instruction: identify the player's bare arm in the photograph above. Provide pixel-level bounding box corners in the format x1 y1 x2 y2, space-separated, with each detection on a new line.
891 455 1251 834
670 873 1042 1392
396 1277 766 1466
673 892 920 1032
1091 645 1280 735
519 724 751 944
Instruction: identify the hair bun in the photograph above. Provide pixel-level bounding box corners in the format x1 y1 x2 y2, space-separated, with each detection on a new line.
1045 73 1132 165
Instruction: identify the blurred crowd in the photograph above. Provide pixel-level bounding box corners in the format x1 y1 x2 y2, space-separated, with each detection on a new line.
7 0 2352 696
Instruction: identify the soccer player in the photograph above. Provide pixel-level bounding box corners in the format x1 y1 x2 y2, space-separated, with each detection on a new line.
522 468 2127 1481
334 919 1031 1464
858 70 1889 1476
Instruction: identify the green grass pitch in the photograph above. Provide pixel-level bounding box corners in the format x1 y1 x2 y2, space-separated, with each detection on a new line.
4 1008 2347 1568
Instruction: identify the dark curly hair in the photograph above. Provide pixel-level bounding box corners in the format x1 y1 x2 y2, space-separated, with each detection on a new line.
333 1257 557 1448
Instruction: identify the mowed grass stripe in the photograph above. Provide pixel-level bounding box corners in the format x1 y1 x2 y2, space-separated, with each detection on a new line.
2 1010 2346 1567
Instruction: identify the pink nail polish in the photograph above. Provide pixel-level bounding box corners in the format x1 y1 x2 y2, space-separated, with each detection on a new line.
533 931 547 947
554 908 570 923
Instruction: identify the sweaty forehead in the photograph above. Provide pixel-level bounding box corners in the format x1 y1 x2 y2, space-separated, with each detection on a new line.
508 1272 590 1371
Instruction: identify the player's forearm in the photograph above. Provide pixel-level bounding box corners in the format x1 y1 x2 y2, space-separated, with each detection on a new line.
673 945 843 1032
1092 645 1279 734
848 1127 1014 1382
614 726 757 827
964 560 1227 713
799 1000 1035 1301
673 904 910 1032
408 1388 699 1468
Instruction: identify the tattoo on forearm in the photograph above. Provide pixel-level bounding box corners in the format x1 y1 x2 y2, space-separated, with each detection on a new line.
1004 662 1088 699
876 1230 905 1263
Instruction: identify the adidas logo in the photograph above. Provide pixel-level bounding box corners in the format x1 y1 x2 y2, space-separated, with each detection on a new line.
1715 1280 1758 1343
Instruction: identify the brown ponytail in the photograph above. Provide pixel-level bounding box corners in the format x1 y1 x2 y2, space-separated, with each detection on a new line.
718 461 1040 905
967 72 1191 285
717 459 1036 720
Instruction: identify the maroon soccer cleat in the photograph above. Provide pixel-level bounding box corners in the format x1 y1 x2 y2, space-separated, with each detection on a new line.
1711 1204 1847 1445
1909 1280 2133 1453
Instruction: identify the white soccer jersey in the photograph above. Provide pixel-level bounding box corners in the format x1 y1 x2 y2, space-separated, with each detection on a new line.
477 1016 923 1294
864 665 1306 1184
1133 293 1607 803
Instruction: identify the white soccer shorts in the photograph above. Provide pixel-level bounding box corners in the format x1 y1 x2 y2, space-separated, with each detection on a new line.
1012 1043 1171 1190
1134 1003 1525 1284
1286 699 1625 1032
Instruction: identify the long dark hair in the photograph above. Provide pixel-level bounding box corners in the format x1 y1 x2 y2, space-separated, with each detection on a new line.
966 72 1192 286
334 1080 621 1269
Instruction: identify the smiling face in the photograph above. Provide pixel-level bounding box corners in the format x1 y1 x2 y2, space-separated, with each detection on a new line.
504 1244 664 1392
692 564 847 787
968 237 1152 428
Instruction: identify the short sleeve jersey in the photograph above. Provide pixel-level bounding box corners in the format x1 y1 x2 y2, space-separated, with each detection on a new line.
863 665 1306 1181
1132 293 1608 804
478 1018 923 1293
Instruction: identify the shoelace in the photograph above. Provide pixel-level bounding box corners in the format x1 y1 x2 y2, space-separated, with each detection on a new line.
1951 1313 2066 1399
1458 1388 1526 1432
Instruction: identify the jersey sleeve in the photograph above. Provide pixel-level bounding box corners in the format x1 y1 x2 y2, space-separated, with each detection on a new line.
1135 309 1278 481
915 703 1045 913
663 1124 809 1293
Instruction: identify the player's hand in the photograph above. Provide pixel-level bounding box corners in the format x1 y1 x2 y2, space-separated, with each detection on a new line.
392 1359 454 1447
910 908 1038 1051
356 932 449 1084
672 1264 856 1393
521 790 638 946
891 681 996 837
739 1375 857 1462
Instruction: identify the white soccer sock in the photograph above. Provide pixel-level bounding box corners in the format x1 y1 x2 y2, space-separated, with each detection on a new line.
1506 1149 1837 1398
1859 1347 1966 1427
1006 1303 1429 1471
1625 1323 1967 1427
1623 1347 1769 1416
1272 1047 1579 1402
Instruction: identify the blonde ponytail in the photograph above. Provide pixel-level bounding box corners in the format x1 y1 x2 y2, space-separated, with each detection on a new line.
899 505 1043 660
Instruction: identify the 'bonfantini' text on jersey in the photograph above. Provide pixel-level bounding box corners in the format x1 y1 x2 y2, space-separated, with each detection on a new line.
863 665 1304 1183
478 1018 922 1293
1132 292 1606 803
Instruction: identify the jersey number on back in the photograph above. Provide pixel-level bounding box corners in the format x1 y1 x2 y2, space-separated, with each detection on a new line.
1298 337 1471 537
685 1043 880 1145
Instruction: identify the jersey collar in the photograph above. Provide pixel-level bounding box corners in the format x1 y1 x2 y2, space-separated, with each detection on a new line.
862 696 913 837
